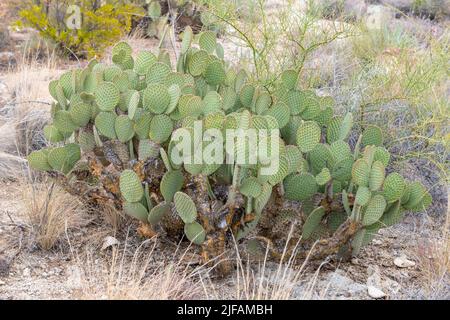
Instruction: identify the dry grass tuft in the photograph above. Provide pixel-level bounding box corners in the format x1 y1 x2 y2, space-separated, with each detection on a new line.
97 202 127 233
76 239 205 300
22 180 90 250
413 212 449 299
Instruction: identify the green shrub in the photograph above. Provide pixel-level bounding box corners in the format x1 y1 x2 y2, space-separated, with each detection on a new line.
27 28 432 274
14 0 145 59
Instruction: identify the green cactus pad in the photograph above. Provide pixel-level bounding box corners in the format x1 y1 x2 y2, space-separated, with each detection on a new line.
146 62 171 84
138 139 159 160
123 202 148 222
115 115 135 143
179 95 202 118
69 102 92 127
147 202 170 225
188 50 209 76
302 206 325 240
300 94 321 120
240 177 263 198
119 170 144 203
308 143 332 173
282 90 304 115
314 106 333 126
134 51 156 75
284 173 318 201
103 65 122 82
327 114 353 143
204 111 225 130
95 112 117 139
134 111 153 140
95 82 120 111
255 92 272 115
199 31 217 53
78 130 96 152
266 155 289 186
281 69 298 90
373 146 390 167
315 167 331 186
27 150 52 171
204 61 226 85
184 222 206 245
296 121 321 153
362 125 383 147
59 71 75 99
329 141 352 164
254 183 273 215
181 26 193 54
54 110 78 133
174 192 197 224
165 84 181 115
352 159 370 187
403 181 427 210
380 200 402 227
369 161 385 191
328 211 348 232
149 114 173 143
143 83 170 114
284 145 303 174
161 170 184 202
382 173 406 203
47 144 80 174
112 41 132 59
265 102 290 128
355 186 371 206
239 84 255 108
202 91 223 115
43 125 64 143
362 195 387 226
331 157 353 181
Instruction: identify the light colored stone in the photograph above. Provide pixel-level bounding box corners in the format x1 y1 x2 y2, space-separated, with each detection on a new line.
368 285 386 298
101 236 120 250
394 256 416 268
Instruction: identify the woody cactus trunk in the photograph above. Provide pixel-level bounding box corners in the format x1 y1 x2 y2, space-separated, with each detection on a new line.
28 27 431 275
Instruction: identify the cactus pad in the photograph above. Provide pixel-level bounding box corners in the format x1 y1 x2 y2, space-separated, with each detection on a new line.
119 170 144 203
174 192 197 224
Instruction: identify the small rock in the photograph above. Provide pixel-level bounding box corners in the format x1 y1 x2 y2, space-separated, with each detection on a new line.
372 239 383 245
0 279 5 285
101 236 120 250
394 256 416 268
368 285 386 299
23 268 31 277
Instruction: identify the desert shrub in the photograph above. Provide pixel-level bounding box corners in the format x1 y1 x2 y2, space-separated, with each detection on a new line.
27 27 432 275
14 0 145 59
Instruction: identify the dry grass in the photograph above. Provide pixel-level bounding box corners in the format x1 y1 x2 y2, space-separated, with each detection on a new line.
0 52 60 178
22 179 90 250
412 205 449 299
75 238 206 300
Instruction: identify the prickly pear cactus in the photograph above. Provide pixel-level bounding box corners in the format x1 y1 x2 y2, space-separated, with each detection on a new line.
27 27 432 274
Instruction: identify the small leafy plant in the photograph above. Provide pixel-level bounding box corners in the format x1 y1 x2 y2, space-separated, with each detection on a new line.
27 27 431 274
14 0 145 59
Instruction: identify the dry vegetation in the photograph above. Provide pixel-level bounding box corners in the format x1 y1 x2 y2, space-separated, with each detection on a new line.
0 0 448 300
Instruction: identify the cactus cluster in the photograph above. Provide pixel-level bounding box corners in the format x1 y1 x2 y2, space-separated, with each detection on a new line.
28 27 431 272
